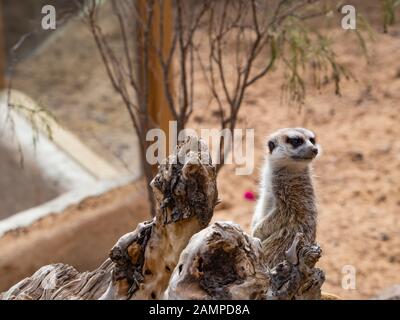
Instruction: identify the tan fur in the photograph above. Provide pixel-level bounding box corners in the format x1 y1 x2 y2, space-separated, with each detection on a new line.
252 128 320 268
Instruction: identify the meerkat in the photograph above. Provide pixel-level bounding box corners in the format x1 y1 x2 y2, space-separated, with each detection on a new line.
251 127 320 268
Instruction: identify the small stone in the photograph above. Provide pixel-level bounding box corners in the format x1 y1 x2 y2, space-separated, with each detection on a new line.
376 195 387 203
350 151 364 162
372 284 400 300
211 110 223 117
352 190 361 197
378 233 390 241
193 115 204 123
377 144 392 154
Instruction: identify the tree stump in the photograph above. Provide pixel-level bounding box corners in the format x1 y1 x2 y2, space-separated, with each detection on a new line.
165 223 324 300
1 137 218 300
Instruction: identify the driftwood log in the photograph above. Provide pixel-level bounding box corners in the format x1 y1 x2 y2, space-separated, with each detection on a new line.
165 223 324 300
1 137 325 300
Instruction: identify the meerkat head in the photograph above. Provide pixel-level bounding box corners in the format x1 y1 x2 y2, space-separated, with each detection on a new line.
266 128 320 170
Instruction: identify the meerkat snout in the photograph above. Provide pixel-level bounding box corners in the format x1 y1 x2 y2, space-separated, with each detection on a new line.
311 147 318 155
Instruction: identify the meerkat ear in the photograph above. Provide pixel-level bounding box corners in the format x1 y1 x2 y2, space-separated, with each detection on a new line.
268 140 276 153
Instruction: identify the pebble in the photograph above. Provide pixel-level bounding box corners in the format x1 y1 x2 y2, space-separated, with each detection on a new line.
350 151 364 162
378 233 390 241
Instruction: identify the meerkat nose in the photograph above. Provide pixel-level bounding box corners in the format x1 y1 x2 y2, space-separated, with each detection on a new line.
311 147 318 155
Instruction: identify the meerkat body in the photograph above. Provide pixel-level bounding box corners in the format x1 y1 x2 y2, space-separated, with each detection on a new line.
252 128 320 268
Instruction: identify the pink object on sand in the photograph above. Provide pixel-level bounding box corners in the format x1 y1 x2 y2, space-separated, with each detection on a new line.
244 191 256 201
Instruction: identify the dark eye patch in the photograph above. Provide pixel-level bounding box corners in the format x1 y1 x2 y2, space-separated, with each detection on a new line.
268 140 276 153
309 137 316 145
286 136 304 148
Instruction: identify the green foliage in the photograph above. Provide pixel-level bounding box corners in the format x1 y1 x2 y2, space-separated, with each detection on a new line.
277 14 351 105
354 13 374 60
383 0 400 33
269 3 375 106
6 100 54 167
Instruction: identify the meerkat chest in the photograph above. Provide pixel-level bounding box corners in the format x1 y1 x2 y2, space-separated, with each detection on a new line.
272 199 317 234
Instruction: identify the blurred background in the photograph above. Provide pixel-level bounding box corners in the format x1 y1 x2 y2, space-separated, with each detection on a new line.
0 0 399 299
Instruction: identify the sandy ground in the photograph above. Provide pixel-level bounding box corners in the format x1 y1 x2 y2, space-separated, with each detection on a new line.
3 1 400 299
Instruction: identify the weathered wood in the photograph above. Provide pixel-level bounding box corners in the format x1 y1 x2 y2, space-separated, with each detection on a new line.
1 136 218 300
165 224 324 300
165 222 270 300
0 260 112 300
266 233 324 300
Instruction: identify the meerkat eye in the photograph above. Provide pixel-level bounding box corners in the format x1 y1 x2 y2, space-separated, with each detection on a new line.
286 136 304 148
309 137 316 145
268 141 276 153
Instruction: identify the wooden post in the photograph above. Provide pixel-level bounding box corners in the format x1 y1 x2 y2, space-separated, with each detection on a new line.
137 0 175 161
0 0 5 90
